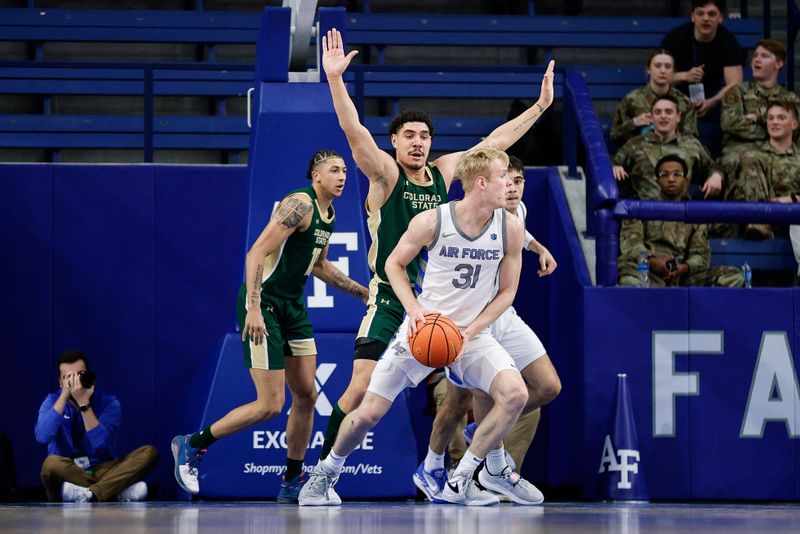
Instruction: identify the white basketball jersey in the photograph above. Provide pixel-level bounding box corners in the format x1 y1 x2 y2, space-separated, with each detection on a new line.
418 202 507 329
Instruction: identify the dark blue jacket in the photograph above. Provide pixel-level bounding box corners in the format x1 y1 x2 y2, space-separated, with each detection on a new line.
34 389 120 467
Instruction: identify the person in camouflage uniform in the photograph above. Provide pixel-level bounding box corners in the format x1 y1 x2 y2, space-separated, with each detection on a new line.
610 49 698 147
619 154 743 287
613 94 723 200
720 39 799 163
722 99 800 239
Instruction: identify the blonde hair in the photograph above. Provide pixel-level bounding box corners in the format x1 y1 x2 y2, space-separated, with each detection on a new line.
456 147 509 192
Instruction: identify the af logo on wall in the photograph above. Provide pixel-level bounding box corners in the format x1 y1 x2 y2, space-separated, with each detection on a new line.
314 363 336 416
598 435 640 490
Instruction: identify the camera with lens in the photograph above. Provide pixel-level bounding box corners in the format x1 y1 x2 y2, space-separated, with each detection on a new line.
79 370 96 389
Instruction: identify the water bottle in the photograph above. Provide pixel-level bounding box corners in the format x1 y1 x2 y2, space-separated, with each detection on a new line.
742 262 752 288
637 250 650 288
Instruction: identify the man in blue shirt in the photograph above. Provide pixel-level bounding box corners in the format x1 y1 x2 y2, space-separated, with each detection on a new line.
35 350 158 502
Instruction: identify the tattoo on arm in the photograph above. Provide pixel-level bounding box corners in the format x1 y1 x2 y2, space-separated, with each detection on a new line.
249 265 263 306
328 269 364 297
512 113 536 132
275 197 312 228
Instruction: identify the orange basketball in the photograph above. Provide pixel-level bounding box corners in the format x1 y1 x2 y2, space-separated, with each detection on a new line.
409 312 463 368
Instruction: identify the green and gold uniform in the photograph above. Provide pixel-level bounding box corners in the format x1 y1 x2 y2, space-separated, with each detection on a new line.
356 162 447 353
237 185 334 370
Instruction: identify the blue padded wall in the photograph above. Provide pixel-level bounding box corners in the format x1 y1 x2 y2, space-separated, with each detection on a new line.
2 163 247 497
1 164 54 489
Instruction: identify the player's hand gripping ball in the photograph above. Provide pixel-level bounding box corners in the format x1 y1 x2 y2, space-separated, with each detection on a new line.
409 313 463 367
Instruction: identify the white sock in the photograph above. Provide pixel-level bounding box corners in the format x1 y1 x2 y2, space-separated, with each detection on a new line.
424 447 445 472
321 450 347 474
485 447 508 475
452 450 483 480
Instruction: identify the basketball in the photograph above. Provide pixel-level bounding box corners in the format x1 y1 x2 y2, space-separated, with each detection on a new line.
408 312 463 367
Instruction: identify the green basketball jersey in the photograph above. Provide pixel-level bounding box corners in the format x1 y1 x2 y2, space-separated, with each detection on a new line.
261 186 335 299
366 162 447 286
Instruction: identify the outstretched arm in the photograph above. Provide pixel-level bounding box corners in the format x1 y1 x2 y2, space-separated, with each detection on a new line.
434 60 556 184
385 209 438 334
311 245 369 303
322 28 397 185
242 194 312 344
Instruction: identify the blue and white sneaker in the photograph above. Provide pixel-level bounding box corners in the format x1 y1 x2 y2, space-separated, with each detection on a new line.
277 473 305 504
462 422 517 472
171 434 205 494
412 462 447 502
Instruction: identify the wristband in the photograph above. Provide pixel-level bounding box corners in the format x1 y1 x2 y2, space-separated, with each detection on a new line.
535 103 545 113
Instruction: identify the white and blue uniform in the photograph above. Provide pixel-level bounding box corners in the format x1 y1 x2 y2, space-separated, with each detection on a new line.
492 202 546 366
367 202 520 402
447 201 547 389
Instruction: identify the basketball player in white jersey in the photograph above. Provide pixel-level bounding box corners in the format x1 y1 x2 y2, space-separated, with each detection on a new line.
299 147 537 506
414 155 561 505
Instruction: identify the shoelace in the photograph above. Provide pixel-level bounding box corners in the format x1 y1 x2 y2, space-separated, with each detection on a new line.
186 448 207 477
499 466 522 487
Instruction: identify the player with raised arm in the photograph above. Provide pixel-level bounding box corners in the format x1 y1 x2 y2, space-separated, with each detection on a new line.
299 148 542 506
317 27 556 463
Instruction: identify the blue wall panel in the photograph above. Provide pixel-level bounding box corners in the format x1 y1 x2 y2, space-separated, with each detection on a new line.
583 287 691 499
3 163 248 498
688 288 797 499
581 286 800 500
153 165 247 498
1 164 53 488
51 165 157 466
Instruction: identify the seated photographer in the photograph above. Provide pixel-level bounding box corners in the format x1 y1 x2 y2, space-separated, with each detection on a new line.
618 155 743 287
34 350 158 502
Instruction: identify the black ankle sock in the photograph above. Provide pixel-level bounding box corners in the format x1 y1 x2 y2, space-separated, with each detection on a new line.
285 457 304 481
189 426 217 450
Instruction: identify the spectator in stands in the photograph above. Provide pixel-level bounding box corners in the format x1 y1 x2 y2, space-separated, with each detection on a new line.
618 155 743 287
613 94 723 199
35 350 158 502
610 49 698 146
720 39 798 159
660 0 743 119
724 100 800 239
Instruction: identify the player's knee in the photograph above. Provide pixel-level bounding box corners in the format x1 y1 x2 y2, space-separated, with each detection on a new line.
502 383 528 415
292 387 318 410
253 399 283 422
350 405 381 430
538 375 562 406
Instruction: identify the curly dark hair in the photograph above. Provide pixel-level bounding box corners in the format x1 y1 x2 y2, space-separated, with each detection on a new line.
388 110 434 138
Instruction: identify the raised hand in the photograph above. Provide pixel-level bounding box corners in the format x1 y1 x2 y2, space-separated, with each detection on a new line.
322 28 359 80
537 60 556 109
